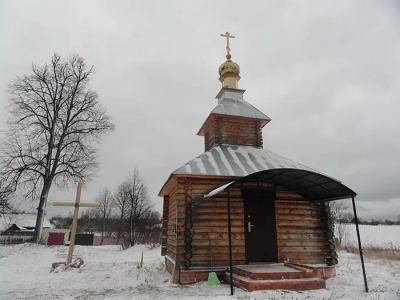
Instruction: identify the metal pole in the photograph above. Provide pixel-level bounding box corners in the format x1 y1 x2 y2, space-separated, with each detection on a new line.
227 187 234 296
351 195 368 292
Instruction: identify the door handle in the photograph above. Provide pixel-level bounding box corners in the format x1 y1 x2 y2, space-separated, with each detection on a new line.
248 222 254 232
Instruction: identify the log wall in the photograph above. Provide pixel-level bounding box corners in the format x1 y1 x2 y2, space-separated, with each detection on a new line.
161 196 169 256
204 116 263 151
164 175 331 270
275 192 329 264
182 176 242 267
166 179 179 262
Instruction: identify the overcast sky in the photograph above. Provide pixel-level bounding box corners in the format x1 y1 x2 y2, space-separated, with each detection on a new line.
0 0 399 220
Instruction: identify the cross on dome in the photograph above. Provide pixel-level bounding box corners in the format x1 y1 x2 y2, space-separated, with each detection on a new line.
220 31 235 59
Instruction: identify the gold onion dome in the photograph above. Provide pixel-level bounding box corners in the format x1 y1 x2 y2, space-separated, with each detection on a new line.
218 55 240 77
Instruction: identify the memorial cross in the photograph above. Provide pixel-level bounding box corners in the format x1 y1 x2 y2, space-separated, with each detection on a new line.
53 182 100 264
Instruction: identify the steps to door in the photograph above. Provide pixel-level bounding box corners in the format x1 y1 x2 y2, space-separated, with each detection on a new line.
225 264 326 291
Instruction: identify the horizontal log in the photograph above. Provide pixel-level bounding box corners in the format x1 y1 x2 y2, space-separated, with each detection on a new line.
276 209 320 216
276 220 323 227
275 215 322 222
192 247 245 256
191 201 243 209
192 226 244 233
190 260 246 267
277 227 325 234
192 207 244 214
279 244 326 253
192 240 245 247
275 201 321 213
277 240 325 247
192 220 244 227
277 233 325 240
278 252 328 260
192 233 246 240
275 203 317 209
192 215 244 221
190 254 245 262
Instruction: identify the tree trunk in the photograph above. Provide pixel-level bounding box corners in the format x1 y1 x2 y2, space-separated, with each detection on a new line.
116 211 124 245
130 211 135 247
100 220 105 245
32 183 51 243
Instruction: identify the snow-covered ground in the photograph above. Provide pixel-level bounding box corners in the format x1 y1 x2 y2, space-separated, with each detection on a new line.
0 244 399 299
336 224 400 249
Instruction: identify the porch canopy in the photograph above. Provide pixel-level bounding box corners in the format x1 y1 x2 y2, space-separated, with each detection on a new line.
204 168 357 201
204 168 368 294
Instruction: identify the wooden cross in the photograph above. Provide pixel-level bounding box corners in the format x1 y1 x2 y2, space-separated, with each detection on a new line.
220 31 235 58
53 182 100 264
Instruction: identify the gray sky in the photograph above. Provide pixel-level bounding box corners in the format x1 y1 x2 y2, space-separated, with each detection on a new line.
0 0 399 220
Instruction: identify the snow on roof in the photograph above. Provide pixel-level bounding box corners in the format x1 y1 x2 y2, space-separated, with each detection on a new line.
0 213 53 232
173 144 320 177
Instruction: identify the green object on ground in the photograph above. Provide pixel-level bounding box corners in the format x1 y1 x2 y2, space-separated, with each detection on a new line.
208 271 220 286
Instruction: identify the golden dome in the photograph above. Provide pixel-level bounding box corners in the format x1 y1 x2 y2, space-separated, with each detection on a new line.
218 58 240 77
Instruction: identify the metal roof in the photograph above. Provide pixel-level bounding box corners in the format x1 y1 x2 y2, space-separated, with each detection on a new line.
173 144 322 177
197 88 271 136
211 89 271 120
204 168 356 202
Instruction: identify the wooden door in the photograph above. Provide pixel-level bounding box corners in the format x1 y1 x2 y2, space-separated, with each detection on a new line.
244 192 278 263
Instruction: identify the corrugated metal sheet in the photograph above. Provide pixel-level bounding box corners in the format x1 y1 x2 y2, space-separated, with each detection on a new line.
173 145 320 177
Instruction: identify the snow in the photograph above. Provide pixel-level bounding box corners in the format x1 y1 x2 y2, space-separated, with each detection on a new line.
336 224 400 249
0 244 399 299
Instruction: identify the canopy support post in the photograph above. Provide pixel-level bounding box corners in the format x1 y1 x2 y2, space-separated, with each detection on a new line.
227 187 234 296
351 195 368 292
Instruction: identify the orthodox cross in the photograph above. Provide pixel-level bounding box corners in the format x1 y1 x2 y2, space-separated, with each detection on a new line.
53 182 100 264
220 31 235 58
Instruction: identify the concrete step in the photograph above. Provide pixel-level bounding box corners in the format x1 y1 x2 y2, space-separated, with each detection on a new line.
225 273 326 292
232 264 306 280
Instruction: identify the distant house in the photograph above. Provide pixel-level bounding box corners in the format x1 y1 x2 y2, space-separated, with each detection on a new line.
0 213 53 235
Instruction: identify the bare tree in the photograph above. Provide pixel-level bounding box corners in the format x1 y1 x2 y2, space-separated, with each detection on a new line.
94 188 113 245
113 181 130 245
330 200 351 246
124 168 153 246
0 53 114 242
78 209 100 234
136 210 162 245
0 181 13 214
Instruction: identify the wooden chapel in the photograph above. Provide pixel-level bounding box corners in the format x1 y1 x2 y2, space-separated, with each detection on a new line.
158 32 357 291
